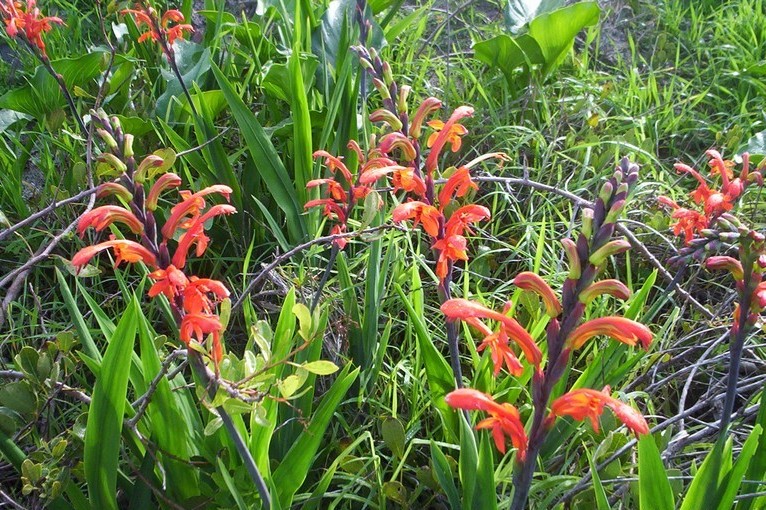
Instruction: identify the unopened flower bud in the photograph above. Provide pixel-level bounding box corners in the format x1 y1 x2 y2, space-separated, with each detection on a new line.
98 153 127 174
589 239 631 265
123 134 134 158
369 108 402 131
96 182 133 202
372 78 390 100
382 61 394 86
398 85 411 114
605 199 625 224
97 129 117 149
561 238 581 279
599 181 614 203
581 208 594 239
579 279 632 304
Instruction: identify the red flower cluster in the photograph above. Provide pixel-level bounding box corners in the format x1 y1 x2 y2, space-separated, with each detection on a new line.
307 142 386 249
442 269 652 457
73 173 235 364
659 150 762 244
0 0 63 57
122 3 193 47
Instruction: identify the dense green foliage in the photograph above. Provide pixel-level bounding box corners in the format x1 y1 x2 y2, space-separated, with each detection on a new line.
1 0 765 508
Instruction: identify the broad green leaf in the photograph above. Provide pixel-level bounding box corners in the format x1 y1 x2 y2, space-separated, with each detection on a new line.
504 0 566 33
680 438 726 510
395 283 457 439
740 386 766 510
743 130 766 164
638 434 674 510
136 307 199 500
473 34 544 85
301 360 339 375
458 414 478 508
84 298 138 510
527 2 601 73
588 450 610 510
381 417 406 459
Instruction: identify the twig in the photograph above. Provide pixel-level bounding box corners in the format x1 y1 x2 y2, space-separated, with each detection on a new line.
0 186 98 242
232 224 400 312
127 350 187 428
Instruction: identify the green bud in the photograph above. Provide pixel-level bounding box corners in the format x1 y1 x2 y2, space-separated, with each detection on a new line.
123 134 134 158
598 181 614 203
97 129 117 149
589 238 631 265
561 238 581 279
372 78 390 100
398 85 411 114
382 61 394 86
97 153 127 174
582 208 594 239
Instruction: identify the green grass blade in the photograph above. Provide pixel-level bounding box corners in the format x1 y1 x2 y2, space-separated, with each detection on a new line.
587 450 611 510
431 440 461 510
716 425 763 510
211 62 307 244
84 298 138 510
54 268 100 363
638 433 674 510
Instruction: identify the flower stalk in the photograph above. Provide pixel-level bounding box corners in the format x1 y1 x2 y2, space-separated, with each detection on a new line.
72 111 271 508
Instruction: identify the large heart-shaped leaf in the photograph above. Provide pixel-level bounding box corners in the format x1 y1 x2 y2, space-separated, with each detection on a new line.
504 0 566 34
473 33 544 85
528 1 600 73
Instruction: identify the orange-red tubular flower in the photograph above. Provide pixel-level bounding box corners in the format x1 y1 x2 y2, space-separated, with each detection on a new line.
513 272 562 317
705 256 744 281
391 167 426 196
379 132 418 162
313 150 353 183
432 234 468 281
161 185 233 239
445 389 528 459
180 313 223 362
183 277 230 314
72 239 157 269
548 386 649 435
444 204 491 237
392 201 442 238
566 317 652 351
77 206 144 237
441 299 542 366
358 165 415 185
438 166 478 209
755 282 766 310
426 119 468 152
0 0 63 56
171 204 237 268
148 264 189 300
307 179 347 202
579 279 632 304
425 106 474 173
146 172 182 211
466 318 524 377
